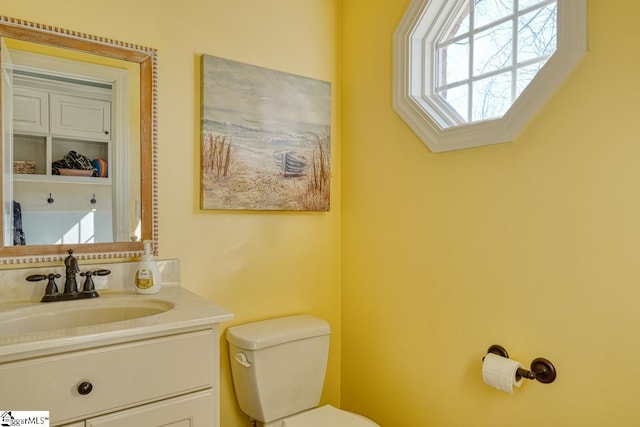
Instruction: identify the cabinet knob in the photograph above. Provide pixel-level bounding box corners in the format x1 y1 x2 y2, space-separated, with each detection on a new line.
78 381 93 395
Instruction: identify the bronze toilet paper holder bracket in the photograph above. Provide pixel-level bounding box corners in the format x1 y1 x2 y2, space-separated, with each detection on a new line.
485 344 557 384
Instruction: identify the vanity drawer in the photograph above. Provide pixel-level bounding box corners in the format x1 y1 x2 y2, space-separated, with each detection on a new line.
0 329 215 425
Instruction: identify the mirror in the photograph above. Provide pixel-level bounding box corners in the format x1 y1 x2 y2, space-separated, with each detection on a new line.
0 16 157 262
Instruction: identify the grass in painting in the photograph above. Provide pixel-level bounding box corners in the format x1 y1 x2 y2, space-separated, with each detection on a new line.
201 129 331 211
298 130 331 211
202 131 232 180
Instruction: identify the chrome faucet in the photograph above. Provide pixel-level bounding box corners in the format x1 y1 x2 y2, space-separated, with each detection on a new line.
26 249 110 302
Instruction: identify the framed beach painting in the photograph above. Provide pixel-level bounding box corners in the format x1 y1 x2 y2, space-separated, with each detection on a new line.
200 54 332 211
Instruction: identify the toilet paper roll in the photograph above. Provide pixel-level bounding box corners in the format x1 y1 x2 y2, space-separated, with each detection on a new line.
482 352 524 394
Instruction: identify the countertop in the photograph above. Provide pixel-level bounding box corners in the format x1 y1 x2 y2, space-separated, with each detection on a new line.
0 285 234 363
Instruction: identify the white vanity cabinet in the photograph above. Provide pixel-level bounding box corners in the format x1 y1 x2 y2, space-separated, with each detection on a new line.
0 327 221 426
85 391 214 426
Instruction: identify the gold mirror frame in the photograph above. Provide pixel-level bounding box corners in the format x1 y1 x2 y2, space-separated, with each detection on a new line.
0 16 158 263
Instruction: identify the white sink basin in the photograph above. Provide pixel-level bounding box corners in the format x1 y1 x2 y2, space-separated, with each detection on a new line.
0 298 174 337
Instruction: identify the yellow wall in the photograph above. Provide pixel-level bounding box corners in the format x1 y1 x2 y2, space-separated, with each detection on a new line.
1 1 340 426
342 0 640 426
7 0 640 426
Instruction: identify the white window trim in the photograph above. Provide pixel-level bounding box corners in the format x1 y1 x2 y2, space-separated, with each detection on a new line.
393 0 588 153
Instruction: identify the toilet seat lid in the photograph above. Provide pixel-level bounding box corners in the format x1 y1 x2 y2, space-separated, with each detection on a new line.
282 405 379 427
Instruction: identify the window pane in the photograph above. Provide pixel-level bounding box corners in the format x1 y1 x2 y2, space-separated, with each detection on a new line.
518 4 557 62
516 61 545 97
441 1 471 41
474 0 513 29
518 0 549 11
472 71 511 121
430 0 560 126
473 20 513 77
438 84 469 121
437 39 470 86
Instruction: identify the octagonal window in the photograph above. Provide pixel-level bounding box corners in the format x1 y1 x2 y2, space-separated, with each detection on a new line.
393 0 587 152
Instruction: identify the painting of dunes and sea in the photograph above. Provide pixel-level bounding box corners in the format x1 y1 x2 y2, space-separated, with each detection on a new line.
200 54 332 211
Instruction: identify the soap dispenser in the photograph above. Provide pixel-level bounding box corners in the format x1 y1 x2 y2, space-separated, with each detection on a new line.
134 240 161 294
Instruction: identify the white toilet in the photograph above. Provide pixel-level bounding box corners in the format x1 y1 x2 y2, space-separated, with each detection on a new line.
226 314 379 427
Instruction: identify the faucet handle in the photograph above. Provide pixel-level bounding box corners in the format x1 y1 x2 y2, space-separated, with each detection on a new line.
79 271 98 298
27 273 62 302
80 269 110 297
93 269 111 277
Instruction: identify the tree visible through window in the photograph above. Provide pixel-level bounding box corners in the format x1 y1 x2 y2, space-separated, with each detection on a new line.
436 0 557 123
393 0 586 152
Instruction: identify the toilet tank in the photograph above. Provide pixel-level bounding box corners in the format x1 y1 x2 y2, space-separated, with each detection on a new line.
226 315 331 423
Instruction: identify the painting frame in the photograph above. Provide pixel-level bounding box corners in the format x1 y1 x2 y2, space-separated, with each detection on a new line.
200 55 332 211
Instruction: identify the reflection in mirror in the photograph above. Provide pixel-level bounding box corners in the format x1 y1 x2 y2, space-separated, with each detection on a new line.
0 16 157 263
6 40 140 245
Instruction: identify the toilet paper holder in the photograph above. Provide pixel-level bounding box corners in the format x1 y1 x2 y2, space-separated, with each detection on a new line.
485 344 557 384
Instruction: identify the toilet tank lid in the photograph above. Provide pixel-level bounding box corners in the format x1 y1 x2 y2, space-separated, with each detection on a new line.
226 315 331 350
